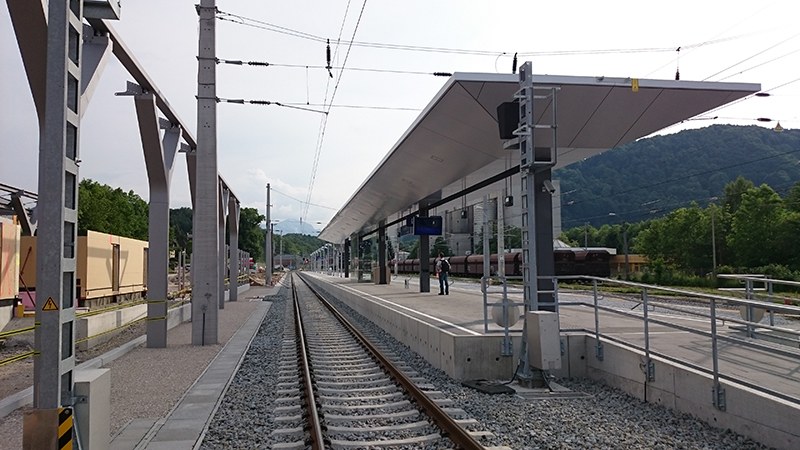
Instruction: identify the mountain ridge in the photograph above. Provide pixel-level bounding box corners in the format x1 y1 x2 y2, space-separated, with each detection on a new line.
554 125 800 229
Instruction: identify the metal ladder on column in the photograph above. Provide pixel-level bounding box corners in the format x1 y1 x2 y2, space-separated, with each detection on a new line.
512 62 560 383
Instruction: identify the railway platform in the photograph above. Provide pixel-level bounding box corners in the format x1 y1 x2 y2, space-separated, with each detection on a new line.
301 271 800 450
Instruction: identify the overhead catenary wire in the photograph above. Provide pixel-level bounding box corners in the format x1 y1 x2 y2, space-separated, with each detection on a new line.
702 31 800 81
271 187 339 211
643 0 782 78
216 57 452 77
302 0 368 223
214 97 328 114
217 9 754 59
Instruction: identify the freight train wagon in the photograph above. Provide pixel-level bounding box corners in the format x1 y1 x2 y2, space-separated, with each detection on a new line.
397 248 611 278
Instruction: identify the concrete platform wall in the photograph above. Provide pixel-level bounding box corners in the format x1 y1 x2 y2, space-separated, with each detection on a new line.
556 333 798 450
304 276 519 380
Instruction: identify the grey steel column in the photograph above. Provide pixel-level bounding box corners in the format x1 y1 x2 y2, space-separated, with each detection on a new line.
419 206 431 293
228 198 240 301
218 185 229 309
378 221 387 284
266 184 272 279
344 238 350 278
193 0 219 345
134 91 180 348
534 169 556 312
33 0 81 412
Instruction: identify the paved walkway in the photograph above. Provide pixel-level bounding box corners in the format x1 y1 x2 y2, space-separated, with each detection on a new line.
110 281 284 450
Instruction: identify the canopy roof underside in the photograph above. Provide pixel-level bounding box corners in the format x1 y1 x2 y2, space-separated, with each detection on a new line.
320 72 760 243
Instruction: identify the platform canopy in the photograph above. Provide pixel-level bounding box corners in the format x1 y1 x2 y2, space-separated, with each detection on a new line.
319 72 760 243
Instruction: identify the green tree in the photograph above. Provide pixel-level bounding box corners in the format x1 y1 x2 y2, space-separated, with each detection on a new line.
728 185 784 267
239 207 265 261
170 207 193 252
636 203 708 272
78 179 148 240
784 182 800 213
430 237 451 257
723 175 755 215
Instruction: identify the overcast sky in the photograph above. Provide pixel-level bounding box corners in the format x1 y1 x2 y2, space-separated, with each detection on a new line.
1 0 798 231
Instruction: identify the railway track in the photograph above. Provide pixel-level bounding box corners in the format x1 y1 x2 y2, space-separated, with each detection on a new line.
270 273 505 449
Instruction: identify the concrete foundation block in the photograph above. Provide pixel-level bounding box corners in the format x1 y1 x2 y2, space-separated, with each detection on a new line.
75 368 111 450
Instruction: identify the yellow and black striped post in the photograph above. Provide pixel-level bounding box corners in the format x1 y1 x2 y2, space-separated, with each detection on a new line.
23 407 73 450
58 408 73 450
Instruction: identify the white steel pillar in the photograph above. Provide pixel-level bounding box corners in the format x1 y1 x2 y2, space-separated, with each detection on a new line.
193 0 219 345
33 0 81 413
228 197 240 301
131 88 181 348
218 185 229 309
265 184 272 281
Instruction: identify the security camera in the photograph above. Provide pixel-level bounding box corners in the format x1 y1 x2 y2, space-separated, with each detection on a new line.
542 180 556 194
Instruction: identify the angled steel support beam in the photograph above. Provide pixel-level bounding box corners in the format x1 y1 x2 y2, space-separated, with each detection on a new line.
80 24 112 114
7 1 112 123
218 184 229 309
228 197 240 301
10 192 35 236
6 0 47 125
130 86 180 348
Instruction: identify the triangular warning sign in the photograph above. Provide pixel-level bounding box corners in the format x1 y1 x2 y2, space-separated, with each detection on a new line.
42 297 59 311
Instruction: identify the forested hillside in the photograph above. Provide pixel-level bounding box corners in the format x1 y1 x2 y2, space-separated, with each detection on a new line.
555 125 800 229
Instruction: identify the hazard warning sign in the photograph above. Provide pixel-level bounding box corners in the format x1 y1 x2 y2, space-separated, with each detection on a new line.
42 297 59 311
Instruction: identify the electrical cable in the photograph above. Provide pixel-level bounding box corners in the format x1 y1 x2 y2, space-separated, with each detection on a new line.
717 47 800 82
283 102 421 111
217 58 452 77
271 188 339 211
218 9 740 59
214 97 327 114
303 0 368 223
702 31 800 81
643 0 781 77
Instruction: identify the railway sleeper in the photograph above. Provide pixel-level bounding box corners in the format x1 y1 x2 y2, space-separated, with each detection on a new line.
319 392 404 403
272 414 302 423
328 432 442 449
321 399 411 412
270 425 304 437
271 440 305 450
324 410 419 423
317 378 394 389
326 419 431 435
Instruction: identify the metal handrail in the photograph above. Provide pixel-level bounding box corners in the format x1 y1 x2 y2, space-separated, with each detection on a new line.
559 275 800 411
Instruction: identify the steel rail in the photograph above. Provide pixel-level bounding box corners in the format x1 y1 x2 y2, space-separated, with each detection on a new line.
290 275 326 450
296 272 484 450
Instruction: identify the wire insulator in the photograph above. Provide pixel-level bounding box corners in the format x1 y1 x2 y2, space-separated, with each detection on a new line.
326 38 333 78
432 72 452 77
248 61 270 67
512 52 518 74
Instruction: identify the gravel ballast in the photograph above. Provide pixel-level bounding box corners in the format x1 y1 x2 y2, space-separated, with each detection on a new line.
203 279 775 450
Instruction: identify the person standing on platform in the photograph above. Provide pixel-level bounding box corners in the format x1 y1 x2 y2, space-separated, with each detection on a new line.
436 252 449 295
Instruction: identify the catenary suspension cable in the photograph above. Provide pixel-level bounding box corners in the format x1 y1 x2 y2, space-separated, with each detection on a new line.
216 58 452 77
643 0 781 77
272 188 339 211
217 9 748 59
303 0 368 223
702 31 800 81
